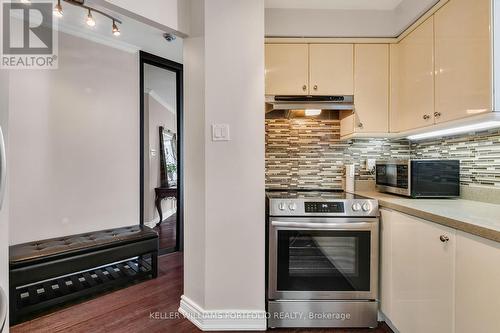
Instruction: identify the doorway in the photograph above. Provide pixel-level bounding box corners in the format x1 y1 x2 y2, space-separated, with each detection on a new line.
140 51 183 255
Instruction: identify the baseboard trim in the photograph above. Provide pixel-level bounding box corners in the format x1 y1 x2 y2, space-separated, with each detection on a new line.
178 295 267 331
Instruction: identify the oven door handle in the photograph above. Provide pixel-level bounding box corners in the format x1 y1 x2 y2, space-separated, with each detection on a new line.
271 221 375 230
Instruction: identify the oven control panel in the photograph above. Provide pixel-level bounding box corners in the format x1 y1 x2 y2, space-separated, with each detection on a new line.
304 202 344 213
267 196 379 217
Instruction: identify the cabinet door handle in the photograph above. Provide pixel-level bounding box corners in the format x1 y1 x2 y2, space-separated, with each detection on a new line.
423 114 431 120
302 85 307 91
434 112 441 117
440 235 449 243
313 85 318 90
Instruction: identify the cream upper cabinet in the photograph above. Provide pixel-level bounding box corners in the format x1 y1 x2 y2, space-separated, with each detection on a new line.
455 232 500 333
339 113 355 137
353 44 389 133
434 0 492 123
341 44 389 137
381 209 455 333
309 44 354 95
265 44 309 95
390 17 435 132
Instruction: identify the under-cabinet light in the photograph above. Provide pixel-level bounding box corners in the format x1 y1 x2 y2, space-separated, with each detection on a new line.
305 109 322 116
407 121 500 141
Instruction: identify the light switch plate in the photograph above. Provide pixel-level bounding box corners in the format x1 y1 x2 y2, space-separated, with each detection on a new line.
212 124 230 141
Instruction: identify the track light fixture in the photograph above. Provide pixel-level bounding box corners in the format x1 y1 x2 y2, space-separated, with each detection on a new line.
112 20 120 36
53 0 63 17
86 9 95 27
60 0 122 36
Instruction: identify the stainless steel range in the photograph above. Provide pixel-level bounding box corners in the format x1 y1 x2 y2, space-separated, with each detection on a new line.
266 190 379 328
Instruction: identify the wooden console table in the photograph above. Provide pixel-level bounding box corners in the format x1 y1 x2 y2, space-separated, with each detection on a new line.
154 187 177 226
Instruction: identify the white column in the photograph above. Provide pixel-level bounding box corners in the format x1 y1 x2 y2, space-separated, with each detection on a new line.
181 0 266 330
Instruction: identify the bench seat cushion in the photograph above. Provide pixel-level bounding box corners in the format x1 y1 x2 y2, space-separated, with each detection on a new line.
10 225 158 269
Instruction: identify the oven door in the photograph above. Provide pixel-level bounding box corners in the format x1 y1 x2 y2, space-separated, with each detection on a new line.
268 217 378 301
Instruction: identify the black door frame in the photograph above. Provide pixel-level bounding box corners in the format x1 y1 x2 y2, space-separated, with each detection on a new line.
139 51 183 254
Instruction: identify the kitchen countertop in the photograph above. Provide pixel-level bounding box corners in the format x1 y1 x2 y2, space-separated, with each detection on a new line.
354 191 500 243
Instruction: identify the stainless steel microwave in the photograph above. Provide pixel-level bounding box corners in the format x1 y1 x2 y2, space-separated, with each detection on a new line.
375 159 460 198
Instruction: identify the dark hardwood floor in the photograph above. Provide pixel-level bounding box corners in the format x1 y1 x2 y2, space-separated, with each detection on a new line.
153 214 177 250
11 252 393 333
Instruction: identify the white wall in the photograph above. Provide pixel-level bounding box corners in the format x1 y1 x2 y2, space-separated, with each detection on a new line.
102 0 190 37
8 31 139 244
0 52 10 333
0 5 9 330
265 8 395 37
265 0 438 37
144 64 177 113
182 0 265 326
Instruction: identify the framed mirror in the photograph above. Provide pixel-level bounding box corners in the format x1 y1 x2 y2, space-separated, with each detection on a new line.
140 51 183 254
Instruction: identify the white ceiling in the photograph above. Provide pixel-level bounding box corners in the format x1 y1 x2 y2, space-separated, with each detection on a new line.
265 0 404 11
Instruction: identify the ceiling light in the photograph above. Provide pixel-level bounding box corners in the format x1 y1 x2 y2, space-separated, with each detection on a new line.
86 9 96 26
112 20 120 36
53 0 63 17
407 121 500 141
21 0 31 4
305 109 322 116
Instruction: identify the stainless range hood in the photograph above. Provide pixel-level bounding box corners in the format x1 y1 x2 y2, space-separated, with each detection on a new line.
266 95 354 111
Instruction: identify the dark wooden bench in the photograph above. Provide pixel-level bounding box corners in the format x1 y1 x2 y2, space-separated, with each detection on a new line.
9 225 158 324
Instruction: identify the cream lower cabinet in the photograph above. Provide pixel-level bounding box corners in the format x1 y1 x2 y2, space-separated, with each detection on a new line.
381 209 500 333
455 231 500 333
380 208 455 333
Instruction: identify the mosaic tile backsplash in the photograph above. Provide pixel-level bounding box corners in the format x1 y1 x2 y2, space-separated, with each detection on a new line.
265 118 410 189
265 118 500 190
412 128 500 188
